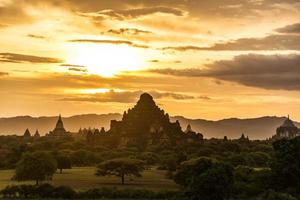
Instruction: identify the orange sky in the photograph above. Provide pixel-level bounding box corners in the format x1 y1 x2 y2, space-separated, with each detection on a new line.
0 0 300 120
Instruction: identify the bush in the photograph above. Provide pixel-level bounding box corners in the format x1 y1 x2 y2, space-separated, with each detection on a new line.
257 190 297 200
52 186 76 199
0 184 179 199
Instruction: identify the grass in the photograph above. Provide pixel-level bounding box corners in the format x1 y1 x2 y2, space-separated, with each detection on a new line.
0 167 179 191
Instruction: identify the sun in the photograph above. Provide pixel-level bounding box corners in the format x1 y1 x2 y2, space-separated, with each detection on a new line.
66 43 143 77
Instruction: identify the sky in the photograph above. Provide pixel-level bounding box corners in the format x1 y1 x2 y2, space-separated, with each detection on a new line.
0 0 300 120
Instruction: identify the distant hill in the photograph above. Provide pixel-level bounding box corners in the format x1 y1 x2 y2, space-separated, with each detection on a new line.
0 114 298 139
0 114 122 136
172 116 300 140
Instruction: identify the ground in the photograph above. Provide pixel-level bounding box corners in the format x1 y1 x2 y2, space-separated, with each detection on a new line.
0 167 178 191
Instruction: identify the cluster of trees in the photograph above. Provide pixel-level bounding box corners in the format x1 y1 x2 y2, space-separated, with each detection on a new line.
0 184 179 199
169 137 300 200
13 151 71 185
1 133 300 199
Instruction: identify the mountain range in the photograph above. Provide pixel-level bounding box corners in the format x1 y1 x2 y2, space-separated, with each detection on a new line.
0 114 298 139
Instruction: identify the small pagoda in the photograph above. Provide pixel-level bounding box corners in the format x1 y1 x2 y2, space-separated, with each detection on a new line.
46 115 70 138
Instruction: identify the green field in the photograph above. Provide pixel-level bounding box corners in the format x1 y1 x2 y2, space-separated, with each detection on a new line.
0 167 179 191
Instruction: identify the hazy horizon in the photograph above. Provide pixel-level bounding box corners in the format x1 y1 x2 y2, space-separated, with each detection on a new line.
0 112 292 122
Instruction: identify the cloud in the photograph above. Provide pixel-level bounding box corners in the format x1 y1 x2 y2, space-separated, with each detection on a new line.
60 64 86 68
80 6 184 20
0 23 7 28
0 2 32 25
160 34 300 51
0 72 9 76
150 54 300 91
68 39 149 48
148 59 159 63
27 34 47 39
68 68 88 72
0 53 63 63
148 59 182 64
104 28 152 35
60 89 198 103
276 23 300 34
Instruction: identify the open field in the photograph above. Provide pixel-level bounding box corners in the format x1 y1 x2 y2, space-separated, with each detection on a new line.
0 167 179 191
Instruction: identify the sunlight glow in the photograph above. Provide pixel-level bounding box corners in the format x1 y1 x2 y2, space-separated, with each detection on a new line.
66 43 144 77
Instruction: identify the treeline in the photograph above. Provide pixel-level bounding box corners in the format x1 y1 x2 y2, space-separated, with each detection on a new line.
0 135 272 169
1 135 300 199
0 184 180 199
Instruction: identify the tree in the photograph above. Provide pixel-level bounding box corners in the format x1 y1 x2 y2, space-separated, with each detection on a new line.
55 154 72 174
96 158 145 185
173 157 233 200
14 151 57 185
271 137 300 192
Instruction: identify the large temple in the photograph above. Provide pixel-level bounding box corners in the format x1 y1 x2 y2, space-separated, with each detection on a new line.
274 116 300 139
107 93 203 147
46 115 70 138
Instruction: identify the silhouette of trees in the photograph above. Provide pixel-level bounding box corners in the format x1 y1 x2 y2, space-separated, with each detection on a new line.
174 157 233 200
271 137 300 194
55 154 72 174
96 158 145 185
14 151 57 185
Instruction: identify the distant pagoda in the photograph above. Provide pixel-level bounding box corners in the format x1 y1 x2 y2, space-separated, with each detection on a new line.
46 115 70 138
274 116 300 139
23 128 31 138
34 129 40 138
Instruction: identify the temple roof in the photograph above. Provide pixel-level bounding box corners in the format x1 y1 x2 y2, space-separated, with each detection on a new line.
54 115 66 131
281 117 297 128
185 124 193 133
24 128 31 137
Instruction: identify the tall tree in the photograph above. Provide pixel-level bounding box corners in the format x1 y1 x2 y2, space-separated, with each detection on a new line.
14 151 57 185
96 158 145 185
55 154 72 174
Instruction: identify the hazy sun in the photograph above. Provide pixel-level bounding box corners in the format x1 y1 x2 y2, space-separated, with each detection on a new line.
66 43 143 77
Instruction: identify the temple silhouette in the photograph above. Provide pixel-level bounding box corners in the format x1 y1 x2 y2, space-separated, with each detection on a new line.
273 116 300 139
46 115 70 138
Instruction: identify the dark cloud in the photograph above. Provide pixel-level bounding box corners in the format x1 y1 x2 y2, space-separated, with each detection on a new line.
1 0 300 29
0 72 9 76
68 68 88 72
80 6 184 20
0 53 63 64
276 23 300 34
104 28 152 35
68 39 149 48
60 89 197 103
150 54 300 91
60 64 86 68
148 59 182 64
148 59 159 63
27 34 47 39
35 0 300 19
0 3 32 25
160 34 300 51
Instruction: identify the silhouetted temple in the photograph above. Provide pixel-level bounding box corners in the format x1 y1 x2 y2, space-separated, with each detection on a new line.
46 115 70 138
108 93 203 147
34 129 40 138
274 116 299 139
23 128 31 138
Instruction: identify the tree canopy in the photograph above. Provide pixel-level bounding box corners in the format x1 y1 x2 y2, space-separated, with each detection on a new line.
271 137 300 192
14 151 57 185
55 154 72 174
174 157 233 200
96 158 145 185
